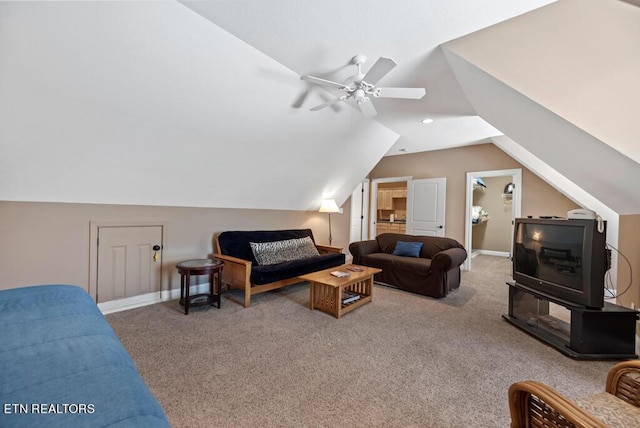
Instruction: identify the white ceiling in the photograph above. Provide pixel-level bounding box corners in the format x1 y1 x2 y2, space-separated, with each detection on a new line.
181 0 556 156
2 0 637 213
0 0 558 211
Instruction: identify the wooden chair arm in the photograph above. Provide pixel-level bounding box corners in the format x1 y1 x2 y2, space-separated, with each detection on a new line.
315 244 343 254
212 253 252 267
211 253 253 307
509 381 607 428
606 360 640 407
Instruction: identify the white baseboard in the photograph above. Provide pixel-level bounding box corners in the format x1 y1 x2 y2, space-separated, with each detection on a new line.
472 249 510 258
98 282 211 315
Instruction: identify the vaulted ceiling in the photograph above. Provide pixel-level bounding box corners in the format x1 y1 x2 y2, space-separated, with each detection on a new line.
0 0 638 214
444 0 640 215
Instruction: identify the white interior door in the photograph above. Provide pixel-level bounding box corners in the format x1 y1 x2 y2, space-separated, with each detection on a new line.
96 225 163 303
407 178 446 236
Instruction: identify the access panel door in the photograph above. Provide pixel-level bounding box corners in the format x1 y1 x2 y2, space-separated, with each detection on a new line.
96 225 162 303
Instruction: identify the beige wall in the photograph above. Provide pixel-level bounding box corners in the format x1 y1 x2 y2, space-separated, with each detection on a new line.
0 201 353 294
616 215 640 320
370 143 640 320
369 143 580 244
472 176 512 252
4 143 622 310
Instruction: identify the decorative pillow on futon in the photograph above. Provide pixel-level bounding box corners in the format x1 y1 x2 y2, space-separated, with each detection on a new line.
250 236 320 265
392 241 423 257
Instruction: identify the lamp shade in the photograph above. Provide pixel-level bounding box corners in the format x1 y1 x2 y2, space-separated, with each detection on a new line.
319 199 340 213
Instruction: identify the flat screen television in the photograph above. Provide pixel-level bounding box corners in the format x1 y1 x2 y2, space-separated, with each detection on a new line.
512 218 607 309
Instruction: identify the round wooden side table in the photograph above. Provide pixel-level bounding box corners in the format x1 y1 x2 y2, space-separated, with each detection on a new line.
176 259 224 315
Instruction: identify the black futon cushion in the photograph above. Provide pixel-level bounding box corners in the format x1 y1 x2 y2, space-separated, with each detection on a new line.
251 252 345 285
218 229 316 264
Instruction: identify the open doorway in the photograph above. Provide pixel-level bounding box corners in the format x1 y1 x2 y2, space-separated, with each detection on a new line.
464 169 521 270
368 176 412 239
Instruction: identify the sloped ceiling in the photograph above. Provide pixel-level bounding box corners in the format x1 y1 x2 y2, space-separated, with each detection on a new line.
180 0 555 155
443 0 640 215
0 0 559 211
0 1 397 210
3 0 636 214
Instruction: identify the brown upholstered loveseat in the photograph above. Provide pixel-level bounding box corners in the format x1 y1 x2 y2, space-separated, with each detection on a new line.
349 233 467 298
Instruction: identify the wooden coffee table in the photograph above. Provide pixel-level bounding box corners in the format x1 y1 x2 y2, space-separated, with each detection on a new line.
300 264 381 319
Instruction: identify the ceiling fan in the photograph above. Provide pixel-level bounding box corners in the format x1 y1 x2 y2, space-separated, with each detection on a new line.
301 55 426 117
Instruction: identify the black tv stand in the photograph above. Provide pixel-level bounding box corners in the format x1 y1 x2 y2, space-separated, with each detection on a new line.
504 281 638 360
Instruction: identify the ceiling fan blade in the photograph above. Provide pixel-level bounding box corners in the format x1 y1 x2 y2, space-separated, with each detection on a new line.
374 87 426 99
310 96 347 111
316 92 342 112
357 98 377 117
291 89 310 108
301 75 347 90
362 57 397 85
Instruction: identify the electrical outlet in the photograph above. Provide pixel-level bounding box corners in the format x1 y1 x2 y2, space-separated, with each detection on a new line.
631 302 636 310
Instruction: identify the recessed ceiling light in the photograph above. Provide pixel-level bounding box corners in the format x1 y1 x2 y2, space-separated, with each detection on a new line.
421 118 434 124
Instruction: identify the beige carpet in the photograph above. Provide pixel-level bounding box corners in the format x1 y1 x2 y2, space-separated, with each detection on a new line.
106 256 614 427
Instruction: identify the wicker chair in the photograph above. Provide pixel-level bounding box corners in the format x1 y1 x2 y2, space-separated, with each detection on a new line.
509 360 640 427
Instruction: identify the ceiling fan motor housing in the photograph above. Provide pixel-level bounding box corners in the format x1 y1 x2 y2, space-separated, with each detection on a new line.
351 55 367 66
344 55 367 87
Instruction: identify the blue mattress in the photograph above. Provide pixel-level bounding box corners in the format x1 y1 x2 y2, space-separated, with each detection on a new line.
0 285 170 428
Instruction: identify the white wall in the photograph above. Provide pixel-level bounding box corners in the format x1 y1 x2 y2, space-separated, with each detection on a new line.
0 1 398 211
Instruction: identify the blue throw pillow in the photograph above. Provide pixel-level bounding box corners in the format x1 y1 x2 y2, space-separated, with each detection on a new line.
392 241 423 257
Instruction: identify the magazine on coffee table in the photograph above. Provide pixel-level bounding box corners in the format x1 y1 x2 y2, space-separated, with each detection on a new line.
341 290 361 304
330 271 350 278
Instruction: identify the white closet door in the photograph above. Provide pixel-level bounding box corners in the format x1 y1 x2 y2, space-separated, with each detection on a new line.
407 178 446 236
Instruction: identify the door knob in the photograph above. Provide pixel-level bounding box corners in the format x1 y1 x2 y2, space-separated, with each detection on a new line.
152 244 161 262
